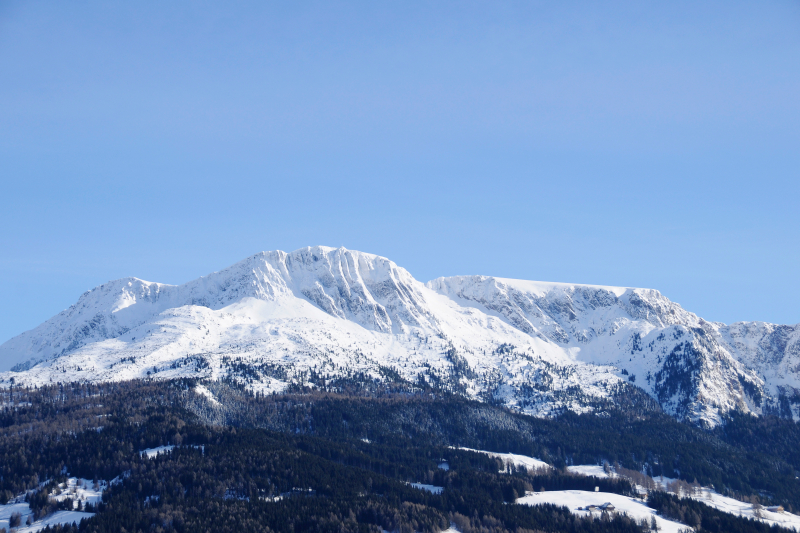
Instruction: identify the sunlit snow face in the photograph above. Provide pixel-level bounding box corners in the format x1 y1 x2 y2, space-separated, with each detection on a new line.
0 246 788 427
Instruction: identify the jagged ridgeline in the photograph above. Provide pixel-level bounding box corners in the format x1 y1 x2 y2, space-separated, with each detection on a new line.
1 246 799 427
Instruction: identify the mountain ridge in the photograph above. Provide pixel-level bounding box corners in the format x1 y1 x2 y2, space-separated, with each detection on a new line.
1 245 798 427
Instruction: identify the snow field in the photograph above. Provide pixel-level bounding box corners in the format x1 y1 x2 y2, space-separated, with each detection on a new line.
194 384 220 405
15 511 96 533
454 447 550 472
141 445 175 458
50 477 105 508
0 477 106 532
456 448 800 531
140 444 205 458
0 502 34 530
516 490 689 533
682 488 800 531
566 465 613 478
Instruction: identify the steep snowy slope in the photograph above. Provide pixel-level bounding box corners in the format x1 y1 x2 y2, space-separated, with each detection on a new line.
0 246 796 426
719 321 800 416
1 248 434 371
427 276 769 423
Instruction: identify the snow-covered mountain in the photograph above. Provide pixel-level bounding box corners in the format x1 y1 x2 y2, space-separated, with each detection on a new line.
1 246 798 427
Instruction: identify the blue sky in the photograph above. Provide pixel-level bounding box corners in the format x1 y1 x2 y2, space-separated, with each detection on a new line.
1 1 799 344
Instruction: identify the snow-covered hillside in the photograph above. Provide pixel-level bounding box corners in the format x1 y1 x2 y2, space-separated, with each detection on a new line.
1 246 798 426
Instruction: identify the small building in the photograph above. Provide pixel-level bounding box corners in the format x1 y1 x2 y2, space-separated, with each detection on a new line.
767 506 785 513
599 502 615 511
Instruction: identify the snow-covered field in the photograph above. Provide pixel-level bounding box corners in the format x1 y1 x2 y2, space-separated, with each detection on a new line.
455 447 550 472
15 511 96 533
685 488 800 531
140 444 204 458
0 501 34 530
50 477 105 508
459 447 617 480
0 477 106 532
517 490 688 533
141 445 176 458
519 486 800 532
456 449 800 531
566 465 613 478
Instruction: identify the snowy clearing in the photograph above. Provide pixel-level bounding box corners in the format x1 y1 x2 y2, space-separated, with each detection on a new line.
407 483 443 494
194 384 221 405
449 452 800 531
567 465 613 478
16 510 95 532
49 477 106 508
454 447 550 472
684 488 800 531
0 501 34 530
140 445 175 458
517 490 689 533
0 477 107 532
140 444 204 458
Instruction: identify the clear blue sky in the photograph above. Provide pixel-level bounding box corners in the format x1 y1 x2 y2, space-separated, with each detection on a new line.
1 1 799 344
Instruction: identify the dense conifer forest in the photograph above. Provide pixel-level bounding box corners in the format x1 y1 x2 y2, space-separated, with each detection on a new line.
0 379 798 532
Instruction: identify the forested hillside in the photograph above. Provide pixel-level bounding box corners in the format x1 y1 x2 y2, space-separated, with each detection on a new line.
0 379 798 532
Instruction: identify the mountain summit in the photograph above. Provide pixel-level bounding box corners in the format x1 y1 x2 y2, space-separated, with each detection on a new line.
2 246 798 426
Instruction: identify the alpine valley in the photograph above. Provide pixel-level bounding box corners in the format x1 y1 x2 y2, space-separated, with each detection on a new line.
2 246 799 428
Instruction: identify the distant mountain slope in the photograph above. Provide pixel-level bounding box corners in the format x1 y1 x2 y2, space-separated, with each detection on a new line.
1 246 798 426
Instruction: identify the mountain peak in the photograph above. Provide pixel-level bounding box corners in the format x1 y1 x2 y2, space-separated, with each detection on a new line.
0 246 797 427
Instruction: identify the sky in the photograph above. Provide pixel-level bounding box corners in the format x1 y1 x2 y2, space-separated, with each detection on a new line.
1 1 799 344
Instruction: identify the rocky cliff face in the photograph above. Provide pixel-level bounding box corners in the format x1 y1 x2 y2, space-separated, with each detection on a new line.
426 275 771 423
1 246 796 426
